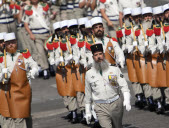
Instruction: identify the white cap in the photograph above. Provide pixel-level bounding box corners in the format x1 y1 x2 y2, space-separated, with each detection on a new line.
60 20 68 28
4 33 16 42
123 8 132 16
142 7 153 15
85 20 92 28
78 17 88 26
0 32 6 40
68 19 78 27
163 4 169 12
53 22 60 30
153 6 163 15
131 7 142 16
90 17 103 26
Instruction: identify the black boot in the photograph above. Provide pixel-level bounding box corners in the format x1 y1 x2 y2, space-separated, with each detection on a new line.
155 99 165 114
80 110 87 124
164 104 169 111
71 111 78 124
147 96 155 111
49 65 55 76
43 70 49 79
135 93 145 109
65 112 72 120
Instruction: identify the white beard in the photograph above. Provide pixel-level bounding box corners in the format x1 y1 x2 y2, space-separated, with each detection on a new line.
93 59 109 71
142 20 152 32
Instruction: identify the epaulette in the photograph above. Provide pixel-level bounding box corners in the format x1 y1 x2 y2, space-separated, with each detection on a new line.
99 0 106 3
125 26 131 36
0 54 4 63
15 1 21 10
25 5 33 16
135 29 141 37
40 2 49 12
20 49 31 59
163 23 169 33
116 29 123 38
111 37 118 42
60 39 67 51
70 35 77 45
46 41 54 51
146 28 154 37
85 40 93 51
9 3 15 9
53 39 59 49
154 24 161 36
78 39 85 48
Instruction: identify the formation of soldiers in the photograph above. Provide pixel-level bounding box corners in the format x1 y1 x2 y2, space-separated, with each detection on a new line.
0 0 169 128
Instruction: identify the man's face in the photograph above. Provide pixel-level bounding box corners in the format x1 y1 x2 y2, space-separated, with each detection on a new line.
93 51 104 63
5 40 17 54
85 28 92 37
143 13 152 22
31 0 39 5
154 14 164 23
92 24 104 38
0 40 4 52
61 27 69 35
132 15 142 24
164 10 169 22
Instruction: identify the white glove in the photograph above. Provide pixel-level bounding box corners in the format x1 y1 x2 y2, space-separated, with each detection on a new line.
50 59 55 65
133 41 138 46
128 45 134 53
162 39 166 45
123 92 131 111
149 46 157 54
2 68 8 75
158 44 164 54
67 54 73 61
74 57 79 65
144 41 148 47
85 104 92 124
91 105 98 120
30 68 39 79
119 61 124 68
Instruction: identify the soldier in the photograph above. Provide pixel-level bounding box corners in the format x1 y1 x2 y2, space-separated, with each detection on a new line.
23 0 50 79
90 17 125 68
99 0 120 38
162 3 169 111
85 43 131 128
119 0 146 27
141 7 164 113
0 0 17 34
0 32 38 128
121 7 146 109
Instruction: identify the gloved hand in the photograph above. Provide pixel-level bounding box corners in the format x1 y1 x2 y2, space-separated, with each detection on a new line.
2 68 8 75
50 59 55 65
119 61 124 68
85 104 92 124
123 92 131 111
133 41 138 46
30 68 39 79
74 57 79 65
144 41 148 47
128 45 134 53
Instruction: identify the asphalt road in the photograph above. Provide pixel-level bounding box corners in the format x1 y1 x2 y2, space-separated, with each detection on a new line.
30 0 169 128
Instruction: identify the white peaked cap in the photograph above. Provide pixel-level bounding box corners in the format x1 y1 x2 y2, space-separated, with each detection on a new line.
4 32 16 42
142 7 153 15
123 8 132 16
163 4 169 12
53 22 60 30
90 17 103 26
0 32 6 40
85 20 92 28
78 17 88 26
68 19 78 27
131 7 142 16
153 6 163 15
60 20 68 28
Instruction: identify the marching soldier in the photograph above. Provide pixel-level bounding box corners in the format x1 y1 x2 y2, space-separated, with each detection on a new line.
85 43 131 128
23 0 50 79
0 32 38 128
121 7 146 109
0 0 17 34
162 3 169 111
119 0 146 27
90 17 125 68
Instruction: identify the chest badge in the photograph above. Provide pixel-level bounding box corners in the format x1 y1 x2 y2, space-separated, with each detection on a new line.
108 75 117 86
